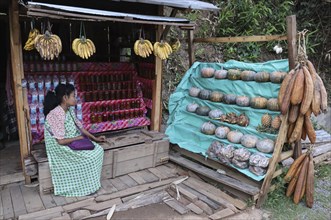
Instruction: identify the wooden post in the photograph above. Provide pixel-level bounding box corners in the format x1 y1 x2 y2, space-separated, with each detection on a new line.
256 15 298 207
151 6 163 131
287 15 297 69
187 28 195 67
256 115 289 208
9 0 31 183
287 15 301 159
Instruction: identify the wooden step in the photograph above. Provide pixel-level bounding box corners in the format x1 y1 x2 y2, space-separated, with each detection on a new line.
169 154 260 196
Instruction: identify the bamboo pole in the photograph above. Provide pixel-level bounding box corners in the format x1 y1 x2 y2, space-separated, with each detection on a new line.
256 15 297 207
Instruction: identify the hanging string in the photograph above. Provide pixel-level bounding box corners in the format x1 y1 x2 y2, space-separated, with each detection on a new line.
296 29 308 64
83 22 86 39
41 21 44 34
79 21 87 39
79 21 83 38
69 22 72 52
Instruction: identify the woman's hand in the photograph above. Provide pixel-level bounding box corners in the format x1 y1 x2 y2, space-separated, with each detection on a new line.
76 135 85 140
93 135 106 142
57 135 84 145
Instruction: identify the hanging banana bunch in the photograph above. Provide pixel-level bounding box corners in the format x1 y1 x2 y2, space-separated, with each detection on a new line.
133 38 154 58
24 28 40 51
154 40 172 60
72 22 96 59
170 38 181 52
34 22 62 60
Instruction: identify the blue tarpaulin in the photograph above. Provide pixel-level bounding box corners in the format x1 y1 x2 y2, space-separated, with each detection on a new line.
166 59 289 181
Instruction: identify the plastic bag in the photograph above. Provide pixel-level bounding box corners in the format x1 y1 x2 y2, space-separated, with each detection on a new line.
249 165 267 176
233 148 251 161
249 153 270 168
232 158 249 169
206 141 223 158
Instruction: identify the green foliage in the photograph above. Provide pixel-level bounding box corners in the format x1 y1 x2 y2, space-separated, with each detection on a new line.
218 0 293 61
263 164 331 219
315 164 331 179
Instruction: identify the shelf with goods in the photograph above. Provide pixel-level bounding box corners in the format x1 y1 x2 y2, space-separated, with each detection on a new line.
136 63 155 109
23 60 150 144
166 60 289 181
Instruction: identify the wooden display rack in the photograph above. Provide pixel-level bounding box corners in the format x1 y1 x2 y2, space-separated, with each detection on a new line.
170 15 299 207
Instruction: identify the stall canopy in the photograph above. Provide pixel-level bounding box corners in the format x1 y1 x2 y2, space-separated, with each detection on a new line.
111 0 219 11
26 2 193 26
25 0 219 26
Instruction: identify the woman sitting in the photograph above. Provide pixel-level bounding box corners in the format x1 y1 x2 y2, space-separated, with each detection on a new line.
44 83 105 197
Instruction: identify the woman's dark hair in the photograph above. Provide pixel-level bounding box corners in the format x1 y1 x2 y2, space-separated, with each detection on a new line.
44 83 75 117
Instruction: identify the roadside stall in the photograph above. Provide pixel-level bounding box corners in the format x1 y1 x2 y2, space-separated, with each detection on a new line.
7 0 218 187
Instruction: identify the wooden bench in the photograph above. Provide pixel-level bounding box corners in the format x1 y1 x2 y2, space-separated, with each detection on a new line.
31 130 169 194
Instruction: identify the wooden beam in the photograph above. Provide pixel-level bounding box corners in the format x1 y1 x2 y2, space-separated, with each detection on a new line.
279 150 293 162
171 145 261 187
286 15 297 69
314 152 331 164
160 8 178 40
170 154 260 196
187 28 195 67
272 168 283 179
151 6 163 131
27 8 194 27
256 114 289 208
9 0 31 183
293 141 302 160
194 35 287 43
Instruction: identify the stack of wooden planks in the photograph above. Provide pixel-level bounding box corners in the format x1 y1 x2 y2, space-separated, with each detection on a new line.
8 162 249 220
164 176 247 219
12 164 178 220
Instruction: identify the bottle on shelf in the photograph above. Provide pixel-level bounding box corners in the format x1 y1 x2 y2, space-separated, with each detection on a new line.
68 75 75 86
38 90 45 104
28 76 36 90
31 89 38 103
30 113 38 133
38 103 44 115
38 113 45 125
76 97 82 111
45 75 52 91
53 75 59 88
30 102 37 115
76 109 83 122
60 75 66 85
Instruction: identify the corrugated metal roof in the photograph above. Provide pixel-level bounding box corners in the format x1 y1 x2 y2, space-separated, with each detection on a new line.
111 0 219 11
27 2 191 23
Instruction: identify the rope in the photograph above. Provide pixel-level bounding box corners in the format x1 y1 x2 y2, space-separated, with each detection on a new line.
296 29 309 64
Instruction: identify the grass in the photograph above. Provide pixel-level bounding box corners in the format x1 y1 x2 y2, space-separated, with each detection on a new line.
263 164 331 220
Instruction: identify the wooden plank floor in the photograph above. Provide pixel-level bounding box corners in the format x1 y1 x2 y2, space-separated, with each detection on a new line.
0 164 177 219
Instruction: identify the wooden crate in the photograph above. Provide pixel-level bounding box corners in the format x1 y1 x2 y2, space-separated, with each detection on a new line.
33 130 169 194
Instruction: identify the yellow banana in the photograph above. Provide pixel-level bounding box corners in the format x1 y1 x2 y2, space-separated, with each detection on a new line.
52 35 62 53
85 43 91 59
72 38 80 55
134 40 140 55
145 40 153 53
86 39 95 56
